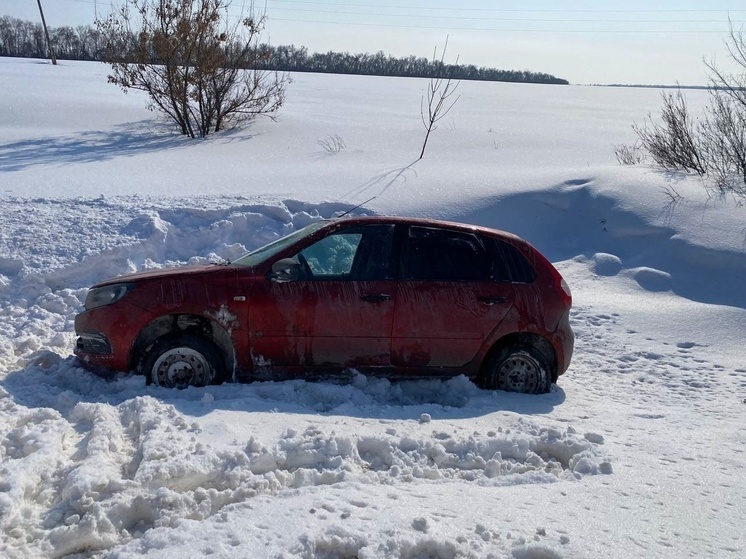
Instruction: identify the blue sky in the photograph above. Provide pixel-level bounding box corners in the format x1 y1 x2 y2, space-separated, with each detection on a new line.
5 0 745 84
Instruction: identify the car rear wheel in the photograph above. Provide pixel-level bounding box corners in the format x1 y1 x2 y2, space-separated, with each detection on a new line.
483 344 551 394
140 334 223 389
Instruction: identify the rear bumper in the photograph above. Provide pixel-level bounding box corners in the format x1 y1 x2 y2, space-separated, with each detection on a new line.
553 309 575 376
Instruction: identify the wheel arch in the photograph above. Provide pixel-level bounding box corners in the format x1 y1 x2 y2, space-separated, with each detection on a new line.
480 332 558 383
130 314 236 380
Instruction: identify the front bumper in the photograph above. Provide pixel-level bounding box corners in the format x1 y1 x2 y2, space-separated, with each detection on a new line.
74 304 147 372
76 332 112 355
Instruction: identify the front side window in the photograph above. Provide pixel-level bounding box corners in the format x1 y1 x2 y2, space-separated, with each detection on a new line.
301 233 362 277
295 225 394 280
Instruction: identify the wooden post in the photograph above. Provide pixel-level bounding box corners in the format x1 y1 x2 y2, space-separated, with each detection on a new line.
36 0 57 65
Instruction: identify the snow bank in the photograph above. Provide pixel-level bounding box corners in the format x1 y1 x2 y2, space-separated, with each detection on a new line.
1 359 609 558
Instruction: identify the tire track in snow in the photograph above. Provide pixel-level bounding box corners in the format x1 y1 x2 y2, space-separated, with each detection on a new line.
0 367 611 558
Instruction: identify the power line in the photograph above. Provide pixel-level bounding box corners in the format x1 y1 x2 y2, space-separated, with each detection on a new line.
269 6 740 24
266 0 745 14
50 0 746 14
36 0 743 34
270 17 734 34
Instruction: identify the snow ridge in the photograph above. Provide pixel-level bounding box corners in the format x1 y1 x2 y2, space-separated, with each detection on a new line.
0 367 609 558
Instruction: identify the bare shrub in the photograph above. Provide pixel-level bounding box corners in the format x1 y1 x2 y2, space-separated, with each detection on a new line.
661 184 684 204
317 134 346 154
614 142 645 165
632 22 746 203
632 89 707 175
97 0 288 138
700 90 746 200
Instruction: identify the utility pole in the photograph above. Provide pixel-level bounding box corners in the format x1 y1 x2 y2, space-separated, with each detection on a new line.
36 0 57 65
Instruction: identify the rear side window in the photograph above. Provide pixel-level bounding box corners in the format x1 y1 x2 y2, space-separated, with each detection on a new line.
485 238 536 283
403 226 491 281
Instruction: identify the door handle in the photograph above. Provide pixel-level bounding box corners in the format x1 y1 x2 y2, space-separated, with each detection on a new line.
361 293 391 303
478 295 506 306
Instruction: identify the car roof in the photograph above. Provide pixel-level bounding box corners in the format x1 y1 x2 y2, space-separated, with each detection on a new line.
327 215 523 242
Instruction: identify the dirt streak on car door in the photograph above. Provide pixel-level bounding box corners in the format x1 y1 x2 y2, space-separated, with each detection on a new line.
248 278 395 369
391 280 514 368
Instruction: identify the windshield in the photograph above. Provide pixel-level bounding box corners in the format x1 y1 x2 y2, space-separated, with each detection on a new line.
232 221 328 268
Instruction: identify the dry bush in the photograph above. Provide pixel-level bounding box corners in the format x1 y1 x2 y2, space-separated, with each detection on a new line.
700 91 746 200
614 142 645 165
317 134 346 154
633 90 707 176
97 0 288 138
631 22 746 203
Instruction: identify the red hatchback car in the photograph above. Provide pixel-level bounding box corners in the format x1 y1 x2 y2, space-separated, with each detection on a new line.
75 217 573 393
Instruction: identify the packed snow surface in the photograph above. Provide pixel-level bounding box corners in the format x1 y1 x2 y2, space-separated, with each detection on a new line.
1 58 745 558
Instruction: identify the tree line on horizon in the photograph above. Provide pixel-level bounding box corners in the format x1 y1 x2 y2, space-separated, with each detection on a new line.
0 15 569 85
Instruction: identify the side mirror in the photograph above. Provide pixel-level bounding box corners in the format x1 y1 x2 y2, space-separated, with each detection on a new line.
269 258 301 282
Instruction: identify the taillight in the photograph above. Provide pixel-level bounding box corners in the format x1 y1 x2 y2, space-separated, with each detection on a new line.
544 259 572 308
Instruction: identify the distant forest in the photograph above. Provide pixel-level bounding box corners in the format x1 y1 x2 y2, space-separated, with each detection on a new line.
0 15 569 85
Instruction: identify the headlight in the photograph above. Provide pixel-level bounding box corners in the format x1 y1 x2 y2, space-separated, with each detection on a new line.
85 283 135 310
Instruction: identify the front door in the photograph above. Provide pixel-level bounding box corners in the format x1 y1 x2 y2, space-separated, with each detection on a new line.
249 225 395 369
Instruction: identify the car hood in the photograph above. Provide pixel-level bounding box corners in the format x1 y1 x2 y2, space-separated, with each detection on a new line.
93 264 233 287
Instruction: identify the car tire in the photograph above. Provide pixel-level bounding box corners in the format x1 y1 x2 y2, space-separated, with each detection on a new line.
140 333 224 389
483 344 551 394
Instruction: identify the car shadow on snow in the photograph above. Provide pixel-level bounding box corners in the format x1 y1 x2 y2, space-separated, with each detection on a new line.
0 355 566 421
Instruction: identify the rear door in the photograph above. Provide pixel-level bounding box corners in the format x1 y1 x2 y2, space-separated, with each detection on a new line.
391 226 514 368
249 224 396 368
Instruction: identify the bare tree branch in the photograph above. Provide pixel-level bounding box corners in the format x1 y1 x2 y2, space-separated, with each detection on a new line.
419 37 461 160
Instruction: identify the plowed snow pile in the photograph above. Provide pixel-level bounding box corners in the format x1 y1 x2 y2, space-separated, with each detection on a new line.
1 58 744 558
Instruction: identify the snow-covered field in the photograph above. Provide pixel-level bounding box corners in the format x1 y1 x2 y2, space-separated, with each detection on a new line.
1 57 745 558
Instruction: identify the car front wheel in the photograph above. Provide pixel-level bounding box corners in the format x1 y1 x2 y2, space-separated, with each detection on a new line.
140 334 223 389
483 344 551 394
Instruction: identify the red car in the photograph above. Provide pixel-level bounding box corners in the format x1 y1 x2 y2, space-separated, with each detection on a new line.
75 217 573 393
